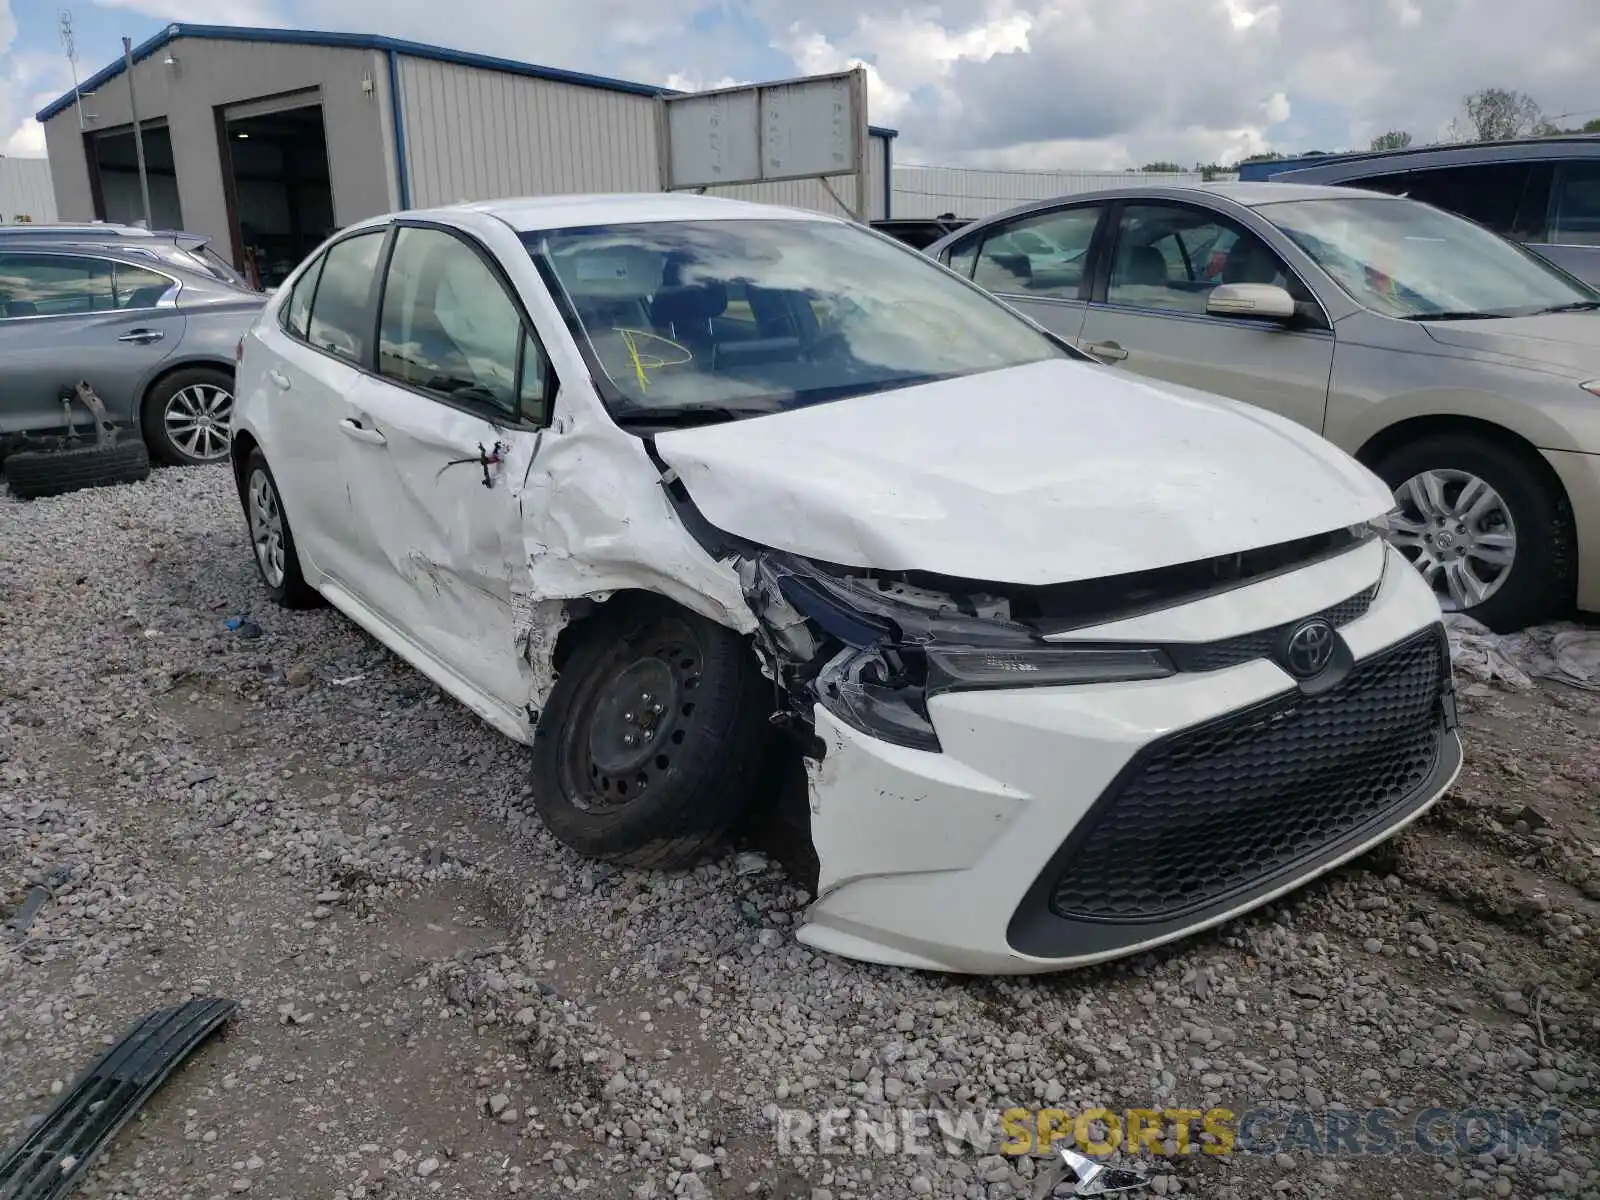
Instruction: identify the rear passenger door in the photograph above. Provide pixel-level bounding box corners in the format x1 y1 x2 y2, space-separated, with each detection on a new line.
1074 201 1335 434
941 203 1105 341
262 228 388 580
338 221 556 717
0 251 183 435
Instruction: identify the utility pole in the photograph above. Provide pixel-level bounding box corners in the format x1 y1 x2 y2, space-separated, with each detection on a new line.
122 36 153 228
59 10 86 130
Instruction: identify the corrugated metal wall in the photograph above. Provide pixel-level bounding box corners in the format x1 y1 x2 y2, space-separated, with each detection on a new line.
396 57 890 219
891 164 1227 217
0 158 59 223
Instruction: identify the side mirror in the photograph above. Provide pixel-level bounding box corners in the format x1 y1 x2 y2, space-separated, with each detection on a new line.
1206 282 1296 322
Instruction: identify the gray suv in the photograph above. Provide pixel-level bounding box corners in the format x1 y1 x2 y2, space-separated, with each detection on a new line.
0 244 265 465
1238 136 1600 287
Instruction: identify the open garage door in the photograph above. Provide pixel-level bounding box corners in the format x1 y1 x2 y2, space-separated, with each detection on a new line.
88 122 182 229
218 92 334 288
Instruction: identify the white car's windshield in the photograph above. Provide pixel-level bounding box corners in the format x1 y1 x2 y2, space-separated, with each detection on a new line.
522 218 1067 422
1260 196 1600 320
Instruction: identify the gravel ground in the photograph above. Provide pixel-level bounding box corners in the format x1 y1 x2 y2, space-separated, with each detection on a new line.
2 464 1598 1200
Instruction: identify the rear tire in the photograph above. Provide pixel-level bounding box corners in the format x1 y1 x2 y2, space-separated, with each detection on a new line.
528 596 773 868
3 440 151 500
241 448 320 609
142 367 236 466
1371 433 1574 633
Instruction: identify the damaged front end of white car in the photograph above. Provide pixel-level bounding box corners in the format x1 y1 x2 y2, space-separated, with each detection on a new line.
235 202 1463 977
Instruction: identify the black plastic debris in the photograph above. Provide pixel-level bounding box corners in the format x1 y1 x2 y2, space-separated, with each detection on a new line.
6 868 71 942
0 997 237 1200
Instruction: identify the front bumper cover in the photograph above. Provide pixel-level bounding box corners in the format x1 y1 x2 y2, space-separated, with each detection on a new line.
795 541 1460 975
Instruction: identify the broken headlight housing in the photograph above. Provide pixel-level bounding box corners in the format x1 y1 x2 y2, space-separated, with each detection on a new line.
770 558 1175 754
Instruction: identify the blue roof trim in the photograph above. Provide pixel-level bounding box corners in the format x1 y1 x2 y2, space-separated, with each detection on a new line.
36 22 900 139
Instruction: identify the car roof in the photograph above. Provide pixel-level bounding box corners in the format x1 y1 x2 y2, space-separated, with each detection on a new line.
929 180 1407 242
0 241 242 285
386 192 842 234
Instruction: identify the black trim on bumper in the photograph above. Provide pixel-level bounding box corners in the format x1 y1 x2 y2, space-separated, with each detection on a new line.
1006 624 1460 961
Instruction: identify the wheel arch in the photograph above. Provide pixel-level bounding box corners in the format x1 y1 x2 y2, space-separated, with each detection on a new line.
139 357 236 412
547 587 754 678
1354 413 1575 513
228 428 259 498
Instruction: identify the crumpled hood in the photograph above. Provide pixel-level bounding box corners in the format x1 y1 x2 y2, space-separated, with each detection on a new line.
653 358 1395 586
1420 312 1600 377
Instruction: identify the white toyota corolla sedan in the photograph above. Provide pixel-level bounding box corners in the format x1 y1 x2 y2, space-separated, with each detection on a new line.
230 192 1462 975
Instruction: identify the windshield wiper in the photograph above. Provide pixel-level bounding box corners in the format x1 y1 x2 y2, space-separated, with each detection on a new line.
1397 310 1511 322
611 405 778 428
1535 300 1600 314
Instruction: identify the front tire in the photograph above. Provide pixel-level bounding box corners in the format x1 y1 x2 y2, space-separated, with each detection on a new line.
241 449 320 609
528 596 773 869
1372 433 1575 633
143 367 236 465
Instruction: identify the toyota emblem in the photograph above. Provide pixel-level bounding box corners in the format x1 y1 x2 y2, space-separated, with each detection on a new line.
1284 619 1336 679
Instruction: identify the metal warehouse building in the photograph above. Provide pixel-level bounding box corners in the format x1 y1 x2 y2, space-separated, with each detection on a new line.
38 24 897 286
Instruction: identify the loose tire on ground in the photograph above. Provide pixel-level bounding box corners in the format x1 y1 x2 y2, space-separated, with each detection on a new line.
3 440 151 500
529 595 773 869
1371 433 1575 633
142 366 236 466
241 448 321 609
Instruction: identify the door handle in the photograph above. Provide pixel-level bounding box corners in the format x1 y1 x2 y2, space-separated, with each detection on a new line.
268 368 292 391
117 328 164 344
1083 340 1128 363
338 417 386 446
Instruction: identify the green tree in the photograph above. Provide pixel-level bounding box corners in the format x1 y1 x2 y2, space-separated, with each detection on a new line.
1462 88 1543 140
1369 130 1412 151
1139 161 1185 173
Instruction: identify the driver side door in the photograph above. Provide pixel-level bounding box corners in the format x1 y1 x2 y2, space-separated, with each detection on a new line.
336 221 557 721
1075 201 1336 435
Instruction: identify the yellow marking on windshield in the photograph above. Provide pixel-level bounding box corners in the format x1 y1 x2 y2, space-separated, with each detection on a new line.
615 328 692 392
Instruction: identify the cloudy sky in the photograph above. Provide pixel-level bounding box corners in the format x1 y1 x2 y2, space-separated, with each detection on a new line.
3 0 1597 168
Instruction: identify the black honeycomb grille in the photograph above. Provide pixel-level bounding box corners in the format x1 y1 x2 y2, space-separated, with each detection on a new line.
1048 625 1446 923
1166 584 1378 673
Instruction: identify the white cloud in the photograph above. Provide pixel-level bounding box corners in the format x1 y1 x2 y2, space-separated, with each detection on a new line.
1 39 73 159
662 72 750 94
5 0 1597 173
5 114 47 157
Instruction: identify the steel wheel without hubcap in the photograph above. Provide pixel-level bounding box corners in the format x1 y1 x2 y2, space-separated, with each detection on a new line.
164 383 234 462
1388 468 1518 612
560 628 703 815
247 468 286 589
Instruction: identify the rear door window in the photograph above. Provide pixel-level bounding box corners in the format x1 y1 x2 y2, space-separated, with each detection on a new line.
0 252 170 316
1550 162 1600 246
305 231 385 363
1353 163 1533 237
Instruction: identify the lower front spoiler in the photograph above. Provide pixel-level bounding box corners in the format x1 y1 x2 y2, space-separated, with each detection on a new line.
795 718 1463 978
0 998 237 1200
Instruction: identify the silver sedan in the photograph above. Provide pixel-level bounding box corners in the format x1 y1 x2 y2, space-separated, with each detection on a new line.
927 182 1600 632
0 241 264 465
